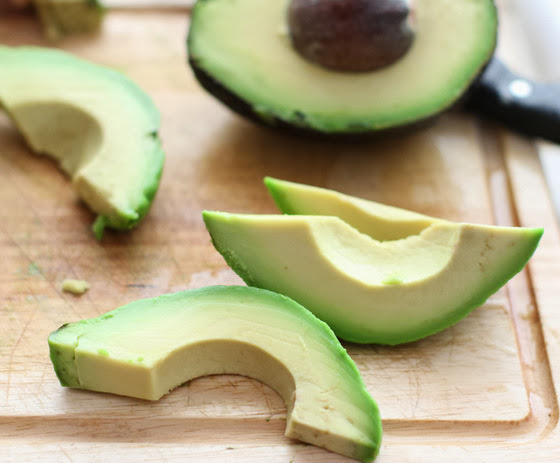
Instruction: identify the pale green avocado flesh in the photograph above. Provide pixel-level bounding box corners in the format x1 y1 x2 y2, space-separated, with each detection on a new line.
33 0 106 40
203 212 543 345
0 46 164 239
265 177 443 241
48 285 381 462
188 0 497 134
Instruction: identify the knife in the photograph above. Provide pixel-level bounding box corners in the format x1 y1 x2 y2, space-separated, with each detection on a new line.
465 0 560 145
506 0 560 222
466 57 560 144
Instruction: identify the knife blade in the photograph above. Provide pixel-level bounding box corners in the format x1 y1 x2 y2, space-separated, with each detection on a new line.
510 0 560 223
465 0 560 147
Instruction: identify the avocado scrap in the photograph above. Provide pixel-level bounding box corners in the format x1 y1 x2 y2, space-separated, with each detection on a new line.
33 0 105 40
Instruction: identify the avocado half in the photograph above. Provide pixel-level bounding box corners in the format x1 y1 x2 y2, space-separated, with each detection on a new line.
0 46 164 239
49 285 382 462
187 0 498 135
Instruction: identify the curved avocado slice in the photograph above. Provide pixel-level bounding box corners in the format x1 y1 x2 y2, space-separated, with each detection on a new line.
203 212 543 345
187 0 497 135
48 285 382 462
265 177 442 241
0 46 165 239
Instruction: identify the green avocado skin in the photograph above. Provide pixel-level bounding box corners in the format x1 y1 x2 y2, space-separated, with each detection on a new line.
188 55 438 139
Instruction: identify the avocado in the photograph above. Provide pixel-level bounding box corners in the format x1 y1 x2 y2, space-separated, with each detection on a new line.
34 0 105 40
187 0 497 135
203 212 542 345
265 177 443 241
61 279 90 295
48 285 382 462
0 46 164 239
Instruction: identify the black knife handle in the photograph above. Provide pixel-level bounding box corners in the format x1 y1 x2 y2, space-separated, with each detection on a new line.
467 57 560 144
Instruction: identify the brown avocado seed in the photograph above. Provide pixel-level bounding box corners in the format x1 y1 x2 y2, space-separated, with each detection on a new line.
288 0 416 72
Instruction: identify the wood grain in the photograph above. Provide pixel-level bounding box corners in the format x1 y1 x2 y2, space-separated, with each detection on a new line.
1 4 559 462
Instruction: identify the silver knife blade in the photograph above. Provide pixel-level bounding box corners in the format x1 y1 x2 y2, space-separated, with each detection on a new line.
513 0 560 223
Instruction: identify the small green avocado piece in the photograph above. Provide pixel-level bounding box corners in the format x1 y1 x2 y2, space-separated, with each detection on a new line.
187 0 497 135
33 0 106 40
0 46 164 239
61 279 90 295
203 212 543 345
265 177 442 241
48 286 382 462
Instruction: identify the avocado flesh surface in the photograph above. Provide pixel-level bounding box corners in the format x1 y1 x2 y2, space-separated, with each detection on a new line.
34 0 105 40
48 286 382 462
188 0 497 133
265 177 443 241
203 212 543 345
0 46 164 238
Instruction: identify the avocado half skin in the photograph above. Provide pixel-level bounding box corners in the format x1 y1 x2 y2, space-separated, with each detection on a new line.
188 55 440 140
186 0 497 139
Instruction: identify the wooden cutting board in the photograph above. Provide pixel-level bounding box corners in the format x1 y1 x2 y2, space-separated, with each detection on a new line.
1 3 559 461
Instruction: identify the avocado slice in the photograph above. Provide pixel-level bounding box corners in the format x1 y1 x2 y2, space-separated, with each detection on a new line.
265 177 443 241
48 285 382 462
0 46 164 239
187 0 497 135
203 212 543 345
33 0 105 40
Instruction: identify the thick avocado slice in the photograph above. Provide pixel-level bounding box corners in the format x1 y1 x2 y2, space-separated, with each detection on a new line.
187 0 497 135
33 0 105 40
203 212 543 345
265 177 442 241
0 46 164 239
48 285 382 462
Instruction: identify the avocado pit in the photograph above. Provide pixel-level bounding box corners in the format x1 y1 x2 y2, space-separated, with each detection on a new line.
287 0 416 72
